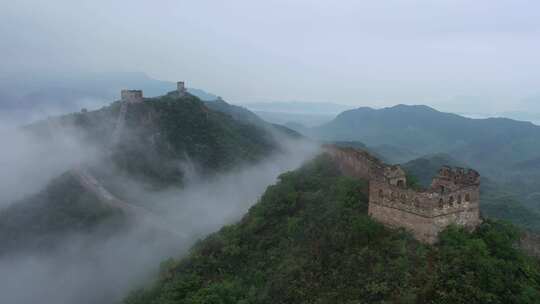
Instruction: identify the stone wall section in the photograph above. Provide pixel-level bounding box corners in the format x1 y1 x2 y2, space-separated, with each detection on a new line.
325 145 481 243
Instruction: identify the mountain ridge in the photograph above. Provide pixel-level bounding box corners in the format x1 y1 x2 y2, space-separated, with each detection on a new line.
0 90 296 256
124 154 540 304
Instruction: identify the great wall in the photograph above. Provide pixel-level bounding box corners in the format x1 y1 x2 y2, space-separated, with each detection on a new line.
46 82 190 236
68 166 182 235
325 145 482 243
48 81 482 244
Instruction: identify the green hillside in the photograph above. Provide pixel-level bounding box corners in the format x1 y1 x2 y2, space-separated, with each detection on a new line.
124 155 540 304
202 97 266 127
1 92 290 255
25 91 289 190
0 173 126 256
58 92 279 186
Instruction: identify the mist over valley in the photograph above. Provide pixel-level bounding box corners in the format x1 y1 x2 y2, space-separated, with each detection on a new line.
2 1 540 303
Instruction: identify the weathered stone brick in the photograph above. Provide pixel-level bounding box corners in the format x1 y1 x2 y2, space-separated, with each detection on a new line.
324 145 481 244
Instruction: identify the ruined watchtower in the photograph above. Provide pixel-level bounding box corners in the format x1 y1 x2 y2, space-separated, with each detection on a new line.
121 89 143 103
177 81 187 97
325 145 481 244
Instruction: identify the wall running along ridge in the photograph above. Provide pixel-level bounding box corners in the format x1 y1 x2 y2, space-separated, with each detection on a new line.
324 145 481 243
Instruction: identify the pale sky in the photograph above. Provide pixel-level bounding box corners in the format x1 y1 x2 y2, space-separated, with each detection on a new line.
1 0 539 113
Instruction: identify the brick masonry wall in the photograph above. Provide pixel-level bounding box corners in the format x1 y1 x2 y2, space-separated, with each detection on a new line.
368 202 439 243
325 146 481 243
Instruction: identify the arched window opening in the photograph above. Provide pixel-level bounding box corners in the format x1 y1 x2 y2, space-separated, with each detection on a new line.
397 180 405 188
465 193 471 202
458 195 462 204
449 196 454 205
438 198 444 208
440 186 445 194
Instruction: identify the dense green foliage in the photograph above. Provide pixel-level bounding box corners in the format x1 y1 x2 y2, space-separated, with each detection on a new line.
64 93 278 186
1 93 283 255
124 155 540 304
202 98 266 126
0 173 125 255
26 92 281 188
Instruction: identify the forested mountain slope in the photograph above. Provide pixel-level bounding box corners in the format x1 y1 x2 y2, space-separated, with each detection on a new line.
125 155 540 304
1 91 295 255
28 91 282 185
313 104 540 169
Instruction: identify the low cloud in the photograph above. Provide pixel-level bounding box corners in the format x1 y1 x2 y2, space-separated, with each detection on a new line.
0 130 319 304
0 121 101 208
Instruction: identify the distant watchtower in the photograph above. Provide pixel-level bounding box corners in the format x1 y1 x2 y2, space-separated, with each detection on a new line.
121 90 143 103
177 81 187 97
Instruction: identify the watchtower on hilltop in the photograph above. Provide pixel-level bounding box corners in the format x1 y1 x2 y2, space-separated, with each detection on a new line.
121 90 143 103
177 81 187 97
324 145 481 244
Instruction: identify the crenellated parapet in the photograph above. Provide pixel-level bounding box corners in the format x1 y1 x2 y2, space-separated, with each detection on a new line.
370 180 480 216
121 90 143 103
325 145 481 244
431 166 480 193
384 165 407 187
177 81 187 97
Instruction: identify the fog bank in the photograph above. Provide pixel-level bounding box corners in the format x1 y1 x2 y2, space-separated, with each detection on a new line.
0 123 100 208
0 137 319 304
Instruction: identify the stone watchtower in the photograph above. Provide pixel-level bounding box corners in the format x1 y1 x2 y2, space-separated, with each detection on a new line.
325 146 481 244
177 81 187 97
121 90 144 103
368 165 481 243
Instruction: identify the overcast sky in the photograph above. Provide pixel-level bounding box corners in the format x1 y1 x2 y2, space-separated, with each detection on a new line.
1 0 539 113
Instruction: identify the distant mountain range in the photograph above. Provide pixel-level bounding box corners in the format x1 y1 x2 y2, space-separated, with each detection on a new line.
241 101 353 115
289 104 540 216
240 101 355 128
498 111 540 126
309 104 540 171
